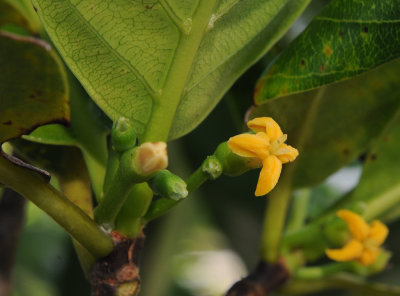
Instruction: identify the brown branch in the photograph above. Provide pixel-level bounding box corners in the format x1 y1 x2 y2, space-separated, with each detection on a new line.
226 260 290 296
90 231 144 296
0 189 26 296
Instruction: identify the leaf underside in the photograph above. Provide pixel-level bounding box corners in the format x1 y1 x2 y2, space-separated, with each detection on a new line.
0 32 69 144
32 0 311 140
254 0 400 104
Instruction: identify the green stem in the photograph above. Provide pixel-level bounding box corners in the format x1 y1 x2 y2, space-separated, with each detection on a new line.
102 146 120 197
186 166 208 192
94 166 136 227
286 189 311 233
260 168 294 263
57 149 96 274
295 262 353 279
115 183 153 238
0 154 113 258
280 274 400 296
94 148 144 226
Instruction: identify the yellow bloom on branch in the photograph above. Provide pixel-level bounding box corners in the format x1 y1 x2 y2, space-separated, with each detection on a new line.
227 117 298 196
326 210 389 266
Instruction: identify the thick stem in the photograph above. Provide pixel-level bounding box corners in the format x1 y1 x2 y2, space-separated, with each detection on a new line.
0 153 113 258
90 231 144 296
0 189 25 296
57 149 96 274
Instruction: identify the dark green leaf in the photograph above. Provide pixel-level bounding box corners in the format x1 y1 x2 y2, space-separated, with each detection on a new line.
250 59 400 188
342 115 400 222
32 0 311 141
0 32 69 143
0 0 33 33
255 0 400 104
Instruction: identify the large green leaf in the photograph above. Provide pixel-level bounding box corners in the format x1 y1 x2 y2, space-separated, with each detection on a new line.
254 0 400 104
32 0 311 141
0 32 69 143
341 115 400 222
250 59 400 188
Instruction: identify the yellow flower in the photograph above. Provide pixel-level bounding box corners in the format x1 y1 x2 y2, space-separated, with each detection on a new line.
227 117 298 196
326 210 389 266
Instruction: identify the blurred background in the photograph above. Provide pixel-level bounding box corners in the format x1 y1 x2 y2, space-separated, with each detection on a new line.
10 0 400 295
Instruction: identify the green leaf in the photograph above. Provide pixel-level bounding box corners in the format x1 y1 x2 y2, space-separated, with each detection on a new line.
250 59 400 188
0 0 40 34
0 32 69 144
343 115 400 222
25 73 109 199
254 0 400 104
32 0 311 141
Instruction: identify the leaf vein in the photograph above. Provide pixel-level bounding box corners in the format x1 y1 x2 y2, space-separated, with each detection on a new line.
65 1 157 98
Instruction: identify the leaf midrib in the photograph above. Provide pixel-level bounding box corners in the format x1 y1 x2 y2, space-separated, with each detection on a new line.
141 0 217 142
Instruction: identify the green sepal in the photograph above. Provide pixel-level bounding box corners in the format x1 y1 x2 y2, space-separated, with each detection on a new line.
214 142 260 176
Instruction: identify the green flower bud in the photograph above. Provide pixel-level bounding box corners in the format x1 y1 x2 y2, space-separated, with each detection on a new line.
111 117 137 152
149 170 188 201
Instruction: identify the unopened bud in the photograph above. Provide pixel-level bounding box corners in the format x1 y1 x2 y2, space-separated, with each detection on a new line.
111 117 137 152
149 170 188 200
137 142 168 175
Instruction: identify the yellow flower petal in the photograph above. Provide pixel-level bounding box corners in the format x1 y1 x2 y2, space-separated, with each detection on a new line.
337 210 370 241
255 155 282 196
228 133 270 159
275 143 299 164
368 220 389 246
248 117 283 142
358 248 380 266
326 239 364 262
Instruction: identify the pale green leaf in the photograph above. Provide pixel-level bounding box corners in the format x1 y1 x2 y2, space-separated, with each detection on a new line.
32 0 311 141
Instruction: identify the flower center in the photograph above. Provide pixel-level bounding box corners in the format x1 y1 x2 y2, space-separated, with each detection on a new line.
270 134 287 155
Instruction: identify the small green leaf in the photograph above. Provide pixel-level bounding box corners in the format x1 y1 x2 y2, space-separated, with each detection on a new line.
0 32 69 144
32 0 311 141
250 59 400 188
255 0 400 104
